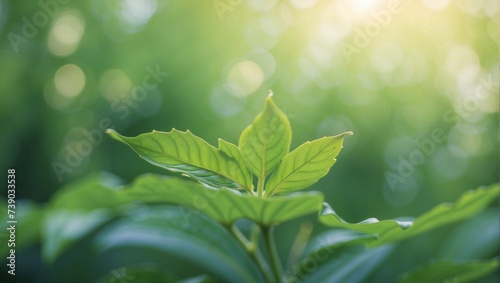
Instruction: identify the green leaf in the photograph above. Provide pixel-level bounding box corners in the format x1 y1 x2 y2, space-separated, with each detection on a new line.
42 172 127 262
43 210 112 262
218 138 254 192
49 172 125 211
288 245 393 283
265 132 352 196
95 205 263 283
437 208 498 260
399 258 499 283
96 264 214 283
239 95 292 177
319 184 499 246
96 265 177 283
303 230 377 259
107 128 252 191
121 174 324 225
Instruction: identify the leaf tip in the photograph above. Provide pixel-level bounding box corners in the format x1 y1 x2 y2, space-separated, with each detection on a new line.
105 128 116 135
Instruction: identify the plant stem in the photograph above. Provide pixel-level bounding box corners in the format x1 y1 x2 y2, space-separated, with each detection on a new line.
245 186 257 196
257 174 265 198
286 221 313 270
227 223 273 283
230 224 251 250
263 226 282 283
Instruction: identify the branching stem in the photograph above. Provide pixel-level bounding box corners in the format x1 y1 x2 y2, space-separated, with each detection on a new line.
227 223 273 283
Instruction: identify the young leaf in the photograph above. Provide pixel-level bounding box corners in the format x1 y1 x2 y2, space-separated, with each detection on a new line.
238 95 292 177
265 132 352 196
218 139 254 192
398 258 499 283
318 184 499 246
121 174 324 225
107 129 252 191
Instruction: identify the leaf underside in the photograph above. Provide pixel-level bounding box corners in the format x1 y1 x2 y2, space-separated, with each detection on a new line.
107 129 252 191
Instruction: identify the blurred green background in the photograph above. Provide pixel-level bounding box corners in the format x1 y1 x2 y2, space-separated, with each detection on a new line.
0 0 498 282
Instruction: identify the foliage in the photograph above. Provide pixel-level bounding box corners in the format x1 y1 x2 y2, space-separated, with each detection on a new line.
0 1 497 282
106 97 500 281
2 97 497 283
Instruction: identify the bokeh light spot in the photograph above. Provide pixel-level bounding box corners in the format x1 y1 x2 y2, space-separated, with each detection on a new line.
289 0 319 10
48 10 85 57
422 0 450 11
54 64 86 98
210 83 246 117
245 48 276 80
227 60 264 96
247 0 278 12
99 69 132 101
44 80 73 110
118 0 157 32
430 147 468 180
383 177 419 206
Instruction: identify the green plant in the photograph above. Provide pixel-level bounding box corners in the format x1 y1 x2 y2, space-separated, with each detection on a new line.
102 94 498 282
107 94 351 282
5 95 497 283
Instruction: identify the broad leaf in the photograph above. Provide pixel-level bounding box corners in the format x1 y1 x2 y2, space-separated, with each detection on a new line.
49 172 125 211
107 129 252 191
96 265 177 283
43 210 112 262
399 258 499 283
319 184 498 246
95 205 263 283
121 174 324 225
42 172 127 262
287 245 393 283
265 132 352 196
96 264 212 283
437 208 498 260
239 95 292 177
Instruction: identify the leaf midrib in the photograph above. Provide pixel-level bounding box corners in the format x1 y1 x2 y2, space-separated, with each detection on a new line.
131 140 247 189
267 141 333 195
